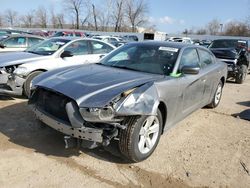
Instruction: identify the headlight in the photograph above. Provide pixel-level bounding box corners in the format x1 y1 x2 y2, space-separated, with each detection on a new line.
80 106 115 122
13 67 28 76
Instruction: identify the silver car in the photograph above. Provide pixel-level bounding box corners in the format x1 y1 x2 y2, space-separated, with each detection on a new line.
29 41 227 162
0 34 44 52
0 37 115 96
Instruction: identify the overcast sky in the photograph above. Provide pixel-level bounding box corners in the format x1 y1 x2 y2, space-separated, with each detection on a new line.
0 0 249 33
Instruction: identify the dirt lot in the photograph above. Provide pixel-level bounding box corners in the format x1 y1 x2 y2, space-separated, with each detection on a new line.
0 77 250 188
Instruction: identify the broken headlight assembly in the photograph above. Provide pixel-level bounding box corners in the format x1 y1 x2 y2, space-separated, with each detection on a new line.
79 88 137 122
80 106 116 122
13 67 28 77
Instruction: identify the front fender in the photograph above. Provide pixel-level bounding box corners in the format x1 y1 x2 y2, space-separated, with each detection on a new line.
115 83 159 116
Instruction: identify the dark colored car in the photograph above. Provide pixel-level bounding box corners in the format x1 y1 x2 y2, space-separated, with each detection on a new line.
29 41 227 162
209 39 250 84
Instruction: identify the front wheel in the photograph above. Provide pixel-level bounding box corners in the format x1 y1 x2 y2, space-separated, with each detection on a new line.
119 109 163 162
235 64 247 84
23 71 44 97
207 80 223 108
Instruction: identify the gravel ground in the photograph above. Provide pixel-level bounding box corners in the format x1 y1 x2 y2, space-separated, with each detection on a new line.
0 76 249 188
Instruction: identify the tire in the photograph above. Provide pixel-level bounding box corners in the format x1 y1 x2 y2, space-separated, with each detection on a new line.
119 109 163 162
207 80 223 108
235 64 247 84
23 71 44 97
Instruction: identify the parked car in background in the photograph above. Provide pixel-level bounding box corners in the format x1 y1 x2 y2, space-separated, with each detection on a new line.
199 40 212 47
29 41 227 162
0 37 115 97
122 35 139 42
30 30 49 37
166 37 182 42
92 35 126 47
174 37 194 44
209 39 250 84
0 29 31 36
0 34 44 52
52 31 85 37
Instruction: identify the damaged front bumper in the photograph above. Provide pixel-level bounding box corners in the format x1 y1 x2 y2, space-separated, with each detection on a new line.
30 105 104 143
0 73 25 96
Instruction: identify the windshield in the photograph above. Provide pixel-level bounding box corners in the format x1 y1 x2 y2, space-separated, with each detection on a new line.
99 43 179 75
209 40 246 49
25 38 70 55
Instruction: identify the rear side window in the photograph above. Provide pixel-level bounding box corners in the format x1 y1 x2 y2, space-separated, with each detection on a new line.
64 40 89 55
179 48 199 70
28 37 43 47
198 49 213 68
90 41 114 54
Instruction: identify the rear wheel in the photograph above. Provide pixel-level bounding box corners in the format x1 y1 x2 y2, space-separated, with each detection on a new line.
207 80 223 108
119 109 163 162
235 64 247 84
23 71 44 97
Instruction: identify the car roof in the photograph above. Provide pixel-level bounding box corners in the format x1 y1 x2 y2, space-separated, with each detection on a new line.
1 33 45 39
132 40 193 49
49 37 116 48
212 38 247 42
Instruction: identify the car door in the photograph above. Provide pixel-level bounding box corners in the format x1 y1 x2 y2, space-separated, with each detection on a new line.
197 49 219 105
60 40 94 66
89 40 115 62
178 48 205 116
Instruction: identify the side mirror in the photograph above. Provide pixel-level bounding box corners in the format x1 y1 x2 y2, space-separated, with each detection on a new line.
61 50 73 58
99 54 105 59
181 65 200 75
0 43 5 48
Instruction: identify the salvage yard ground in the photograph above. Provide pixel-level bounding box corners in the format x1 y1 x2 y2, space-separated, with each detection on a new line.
0 77 250 188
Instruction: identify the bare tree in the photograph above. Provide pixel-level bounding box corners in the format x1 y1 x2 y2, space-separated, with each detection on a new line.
92 4 98 31
0 14 3 27
125 0 148 32
50 7 58 28
196 28 207 35
206 19 221 35
64 0 88 29
21 11 34 28
56 13 65 28
97 0 113 31
112 0 125 32
5 9 18 27
224 21 249 36
35 6 48 28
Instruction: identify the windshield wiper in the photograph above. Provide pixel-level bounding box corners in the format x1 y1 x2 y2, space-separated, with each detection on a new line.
26 50 39 55
110 65 136 71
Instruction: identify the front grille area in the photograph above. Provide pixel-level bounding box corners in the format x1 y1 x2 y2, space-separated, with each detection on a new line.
30 88 71 124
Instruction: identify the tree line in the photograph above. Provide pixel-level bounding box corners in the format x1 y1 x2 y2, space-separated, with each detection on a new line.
0 0 150 33
0 0 250 37
183 19 250 37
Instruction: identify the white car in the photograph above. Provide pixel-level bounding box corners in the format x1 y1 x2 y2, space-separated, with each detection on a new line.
92 36 125 47
0 37 115 96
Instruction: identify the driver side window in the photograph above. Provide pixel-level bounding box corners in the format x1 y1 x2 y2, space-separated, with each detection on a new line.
179 48 200 71
64 41 89 56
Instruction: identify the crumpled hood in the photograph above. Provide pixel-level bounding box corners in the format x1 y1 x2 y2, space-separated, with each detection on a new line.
0 51 51 67
34 64 163 107
210 48 238 59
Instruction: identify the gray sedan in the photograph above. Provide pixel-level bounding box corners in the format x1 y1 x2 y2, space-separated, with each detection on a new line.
29 41 227 162
0 34 44 52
